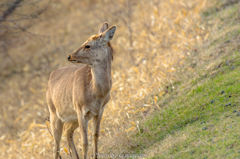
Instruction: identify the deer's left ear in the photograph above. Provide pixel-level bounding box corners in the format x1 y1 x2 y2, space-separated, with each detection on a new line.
100 26 116 43
98 22 109 34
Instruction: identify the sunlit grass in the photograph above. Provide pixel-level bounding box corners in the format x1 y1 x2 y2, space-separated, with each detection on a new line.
129 53 240 158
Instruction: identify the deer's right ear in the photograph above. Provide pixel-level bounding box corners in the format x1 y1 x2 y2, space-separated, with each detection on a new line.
101 26 116 43
98 22 109 34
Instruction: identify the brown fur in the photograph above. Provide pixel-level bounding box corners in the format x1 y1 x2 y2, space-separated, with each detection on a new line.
46 23 116 159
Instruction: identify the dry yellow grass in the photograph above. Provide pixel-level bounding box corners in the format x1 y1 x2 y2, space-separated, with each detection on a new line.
0 0 214 158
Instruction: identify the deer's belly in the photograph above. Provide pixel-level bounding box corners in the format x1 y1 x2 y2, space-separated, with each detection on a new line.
57 109 96 123
55 103 78 122
58 113 78 123
56 103 96 123
53 94 110 123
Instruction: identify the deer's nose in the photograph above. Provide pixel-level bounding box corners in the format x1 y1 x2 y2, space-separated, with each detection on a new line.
67 55 71 60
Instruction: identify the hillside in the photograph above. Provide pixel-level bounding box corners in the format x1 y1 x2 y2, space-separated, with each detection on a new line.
114 0 240 158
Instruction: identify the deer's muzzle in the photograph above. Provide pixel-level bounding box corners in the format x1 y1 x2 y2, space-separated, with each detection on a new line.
68 55 77 63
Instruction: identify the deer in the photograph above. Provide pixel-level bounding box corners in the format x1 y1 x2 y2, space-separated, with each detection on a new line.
46 22 116 159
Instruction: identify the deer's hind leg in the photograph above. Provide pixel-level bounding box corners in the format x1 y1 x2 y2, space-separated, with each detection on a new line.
64 122 79 159
50 111 63 159
46 92 63 159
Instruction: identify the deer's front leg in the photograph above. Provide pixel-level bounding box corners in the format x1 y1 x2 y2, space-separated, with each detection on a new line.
92 109 104 159
77 110 89 159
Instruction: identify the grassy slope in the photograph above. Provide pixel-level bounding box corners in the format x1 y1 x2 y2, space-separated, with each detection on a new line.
126 1 240 159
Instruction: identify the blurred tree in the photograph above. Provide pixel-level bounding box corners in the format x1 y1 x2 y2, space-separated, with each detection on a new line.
0 0 47 36
0 0 48 72
0 0 23 23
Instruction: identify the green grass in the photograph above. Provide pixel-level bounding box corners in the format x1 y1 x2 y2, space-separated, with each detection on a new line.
131 57 240 158
124 1 240 158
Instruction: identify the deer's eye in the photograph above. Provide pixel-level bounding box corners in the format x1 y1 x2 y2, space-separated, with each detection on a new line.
85 45 90 49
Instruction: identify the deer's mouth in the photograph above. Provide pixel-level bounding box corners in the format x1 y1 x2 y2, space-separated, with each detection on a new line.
69 60 77 63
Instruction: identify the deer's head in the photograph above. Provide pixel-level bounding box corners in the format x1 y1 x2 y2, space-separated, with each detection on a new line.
68 23 116 66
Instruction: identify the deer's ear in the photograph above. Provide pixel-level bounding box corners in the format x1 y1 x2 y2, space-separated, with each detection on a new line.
101 26 116 43
98 22 109 34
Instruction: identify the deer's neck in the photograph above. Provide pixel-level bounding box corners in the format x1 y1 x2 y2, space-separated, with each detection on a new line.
91 60 111 97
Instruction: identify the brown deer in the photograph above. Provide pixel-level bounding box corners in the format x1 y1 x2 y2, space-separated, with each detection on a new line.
46 22 116 159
